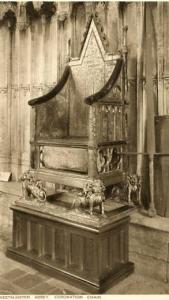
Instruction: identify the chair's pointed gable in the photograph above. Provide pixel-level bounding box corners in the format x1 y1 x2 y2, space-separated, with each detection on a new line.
68 18 122 135
69 19 113 66
80 19 106 63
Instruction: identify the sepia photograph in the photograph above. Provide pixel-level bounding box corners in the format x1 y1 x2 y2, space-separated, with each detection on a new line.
0 0 168 296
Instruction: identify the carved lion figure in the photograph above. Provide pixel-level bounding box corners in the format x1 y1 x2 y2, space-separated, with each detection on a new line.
19 170 46 203
127 174 141 205
72 180 105 215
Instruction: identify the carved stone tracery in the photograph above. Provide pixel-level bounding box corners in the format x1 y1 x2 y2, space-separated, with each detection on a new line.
0 2 17 28
57 2 70 22
0 2 57 30
17 3 29 31
0 2 17 20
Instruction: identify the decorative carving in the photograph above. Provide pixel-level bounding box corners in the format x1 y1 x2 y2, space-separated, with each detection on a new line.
97 147 121 173
85 59 123 105
153 76 158 95
80 12 109 55
94 2 109 50
25 2 39 20
122 25 128 92
111 174 141 206
57 2 70 22
138 76 146 87
0 2 17 28
84 2 94 17
98 104 124 141
72 180 105 215
19 170 46 203
111 183 125 202
33 2 43 12
128 78 137 88
152 75 158 87
39 146 45 168
164 77 169 90
111 85 122 99
17 3 29 31
59 185 81 194
25 2 56 22
40 2 56 19
126 174 141 205
0 2 17 21
89 106 97 138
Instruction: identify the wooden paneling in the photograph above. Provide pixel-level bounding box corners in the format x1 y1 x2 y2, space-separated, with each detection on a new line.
13 215 27 249
36 91 69 139
30 221 39 255
69 234 83 269
55 228 65 263
40 146 88 173
97 105 124 143
9 205 133 293
44 226 53 258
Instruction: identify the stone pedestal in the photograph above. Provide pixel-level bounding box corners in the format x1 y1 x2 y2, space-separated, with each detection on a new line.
130 212 169 283
7 199 134 293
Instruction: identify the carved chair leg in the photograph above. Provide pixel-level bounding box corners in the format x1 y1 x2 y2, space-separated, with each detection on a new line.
24 189 28 200
101 202 104 215
89 203 93 215
128 188 131 204
138 189 141 206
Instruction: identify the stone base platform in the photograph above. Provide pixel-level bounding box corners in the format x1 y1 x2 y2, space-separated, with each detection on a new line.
7 199 134 294
130 212 169 283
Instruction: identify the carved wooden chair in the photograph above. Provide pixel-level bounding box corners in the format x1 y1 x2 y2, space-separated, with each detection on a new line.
28 19 127 206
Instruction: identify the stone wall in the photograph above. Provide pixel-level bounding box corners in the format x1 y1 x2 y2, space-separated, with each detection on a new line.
0 2 59 179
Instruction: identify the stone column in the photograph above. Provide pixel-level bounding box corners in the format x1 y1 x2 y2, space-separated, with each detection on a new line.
11 15 22 179
18 19 31 175
0 23 12 172
136 2 146 176
145 3 156 216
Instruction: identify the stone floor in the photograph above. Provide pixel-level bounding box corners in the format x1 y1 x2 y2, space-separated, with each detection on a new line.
1 184 169 294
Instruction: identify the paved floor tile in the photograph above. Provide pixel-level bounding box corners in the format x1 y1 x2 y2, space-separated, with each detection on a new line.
34 272 51 281
0 268 27 281
13 273 45 289
0 259 17 274
48 288 73 295
1 254 38 274
30 282 56 295
46 278 85 294
0 279 27 295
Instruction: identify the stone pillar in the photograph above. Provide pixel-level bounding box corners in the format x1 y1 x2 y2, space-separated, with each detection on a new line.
50 14 58 85
57 2 70 77
0 24 12 172
11 15 22 179
18 25 31 175
136 2 146 176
